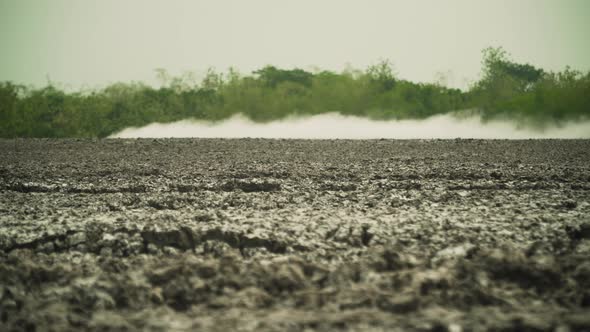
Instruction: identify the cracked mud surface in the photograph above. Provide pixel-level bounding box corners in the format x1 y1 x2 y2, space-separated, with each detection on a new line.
1 138 590 331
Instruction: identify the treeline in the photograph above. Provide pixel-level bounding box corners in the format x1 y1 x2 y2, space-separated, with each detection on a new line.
1 47 589 138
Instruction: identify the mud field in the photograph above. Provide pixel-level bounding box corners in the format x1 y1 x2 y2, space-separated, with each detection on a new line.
1 139 589 331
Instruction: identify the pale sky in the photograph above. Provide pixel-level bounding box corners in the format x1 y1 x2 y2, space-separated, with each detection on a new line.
1 0 589 90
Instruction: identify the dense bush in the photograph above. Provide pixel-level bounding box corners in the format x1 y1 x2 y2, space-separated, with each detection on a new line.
0 47 588 138
466 47 590 125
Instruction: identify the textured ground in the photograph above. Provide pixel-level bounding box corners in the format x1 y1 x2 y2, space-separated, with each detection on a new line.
1 139 589 332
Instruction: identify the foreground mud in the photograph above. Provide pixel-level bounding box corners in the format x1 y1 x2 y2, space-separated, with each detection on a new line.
1 139 589 331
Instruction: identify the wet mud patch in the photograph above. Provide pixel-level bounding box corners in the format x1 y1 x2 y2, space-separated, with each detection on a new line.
220 179 282 193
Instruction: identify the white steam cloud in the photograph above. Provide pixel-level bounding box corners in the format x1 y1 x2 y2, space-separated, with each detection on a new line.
110 113 590 139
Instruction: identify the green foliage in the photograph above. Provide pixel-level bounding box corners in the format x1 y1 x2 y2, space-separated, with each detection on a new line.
0 82 23 136
254 66 313 88
1 48 588 138
366 59 397 91
468 47 589 123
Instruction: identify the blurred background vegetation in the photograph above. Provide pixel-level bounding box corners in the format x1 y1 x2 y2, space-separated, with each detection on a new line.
1 47 588 138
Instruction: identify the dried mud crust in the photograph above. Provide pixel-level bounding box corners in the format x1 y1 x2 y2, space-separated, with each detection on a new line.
0 138 589 332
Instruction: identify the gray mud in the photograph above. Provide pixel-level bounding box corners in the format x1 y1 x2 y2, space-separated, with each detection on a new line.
1 139 589 331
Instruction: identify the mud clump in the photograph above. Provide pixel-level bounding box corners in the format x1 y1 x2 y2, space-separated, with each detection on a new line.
1 138 589 331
